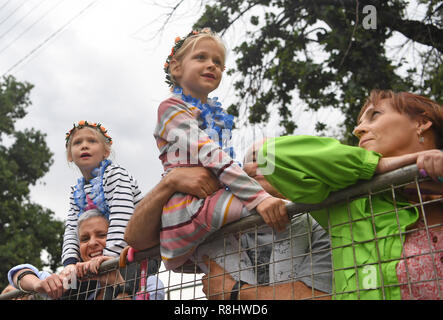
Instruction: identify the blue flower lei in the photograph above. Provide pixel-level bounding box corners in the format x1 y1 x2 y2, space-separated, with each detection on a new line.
73 159 111 219
172 86 236 160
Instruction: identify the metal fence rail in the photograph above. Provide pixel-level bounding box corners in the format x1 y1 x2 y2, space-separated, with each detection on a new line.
1 164 442 300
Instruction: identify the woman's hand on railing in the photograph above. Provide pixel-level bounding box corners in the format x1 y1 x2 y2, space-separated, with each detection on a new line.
75 256 108 278
76 256 124 288
416 149 443 183
377 149 442 180
59 264 76 280
32 274 65 300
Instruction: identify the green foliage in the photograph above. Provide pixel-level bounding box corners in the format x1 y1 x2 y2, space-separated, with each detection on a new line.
0 75 64 290
194 0 442 143
0 77 32 139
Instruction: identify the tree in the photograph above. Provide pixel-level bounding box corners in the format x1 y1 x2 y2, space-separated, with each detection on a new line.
186 0 442 143
0 75 64 290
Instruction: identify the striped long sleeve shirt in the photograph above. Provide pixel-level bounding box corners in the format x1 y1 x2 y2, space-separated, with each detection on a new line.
62 163 143 266
154 96 271 270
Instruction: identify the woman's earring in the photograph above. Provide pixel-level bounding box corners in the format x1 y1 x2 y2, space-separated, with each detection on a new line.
418 128 424 144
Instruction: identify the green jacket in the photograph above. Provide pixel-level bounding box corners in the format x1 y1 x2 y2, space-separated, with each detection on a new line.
258 135 418 300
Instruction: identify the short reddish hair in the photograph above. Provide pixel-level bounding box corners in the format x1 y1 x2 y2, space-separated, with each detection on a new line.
358 90 443 148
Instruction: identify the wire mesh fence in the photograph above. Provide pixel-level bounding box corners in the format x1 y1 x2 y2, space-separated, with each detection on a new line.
1 164 442 300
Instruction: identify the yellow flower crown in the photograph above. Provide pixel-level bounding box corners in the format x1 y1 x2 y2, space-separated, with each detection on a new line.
65 120 112 147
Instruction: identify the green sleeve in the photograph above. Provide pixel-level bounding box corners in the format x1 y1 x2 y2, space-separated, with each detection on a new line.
258 135 381 204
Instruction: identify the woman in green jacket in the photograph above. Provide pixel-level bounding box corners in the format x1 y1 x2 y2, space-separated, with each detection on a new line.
258 90 442 299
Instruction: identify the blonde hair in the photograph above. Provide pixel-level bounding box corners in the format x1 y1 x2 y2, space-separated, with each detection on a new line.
167 31 227 88
66 126 112 162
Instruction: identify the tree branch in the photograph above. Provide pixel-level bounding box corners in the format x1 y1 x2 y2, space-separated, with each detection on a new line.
384 16 443 53
309 0 443 53
338 0 359 69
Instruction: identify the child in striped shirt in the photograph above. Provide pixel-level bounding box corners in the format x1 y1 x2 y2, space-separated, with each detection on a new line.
156 28 289 281
61 121 142 272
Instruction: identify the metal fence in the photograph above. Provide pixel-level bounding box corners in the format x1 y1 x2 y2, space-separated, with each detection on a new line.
1 164 442 300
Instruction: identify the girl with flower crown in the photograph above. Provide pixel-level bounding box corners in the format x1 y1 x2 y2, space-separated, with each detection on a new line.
154 28 289 281
60 121 143 275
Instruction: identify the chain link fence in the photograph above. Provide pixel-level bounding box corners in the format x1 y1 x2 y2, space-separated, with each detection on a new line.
1 164 442 300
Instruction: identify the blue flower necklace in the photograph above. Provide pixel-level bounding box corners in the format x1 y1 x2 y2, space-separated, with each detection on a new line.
172 86 236 159
73 159 111 219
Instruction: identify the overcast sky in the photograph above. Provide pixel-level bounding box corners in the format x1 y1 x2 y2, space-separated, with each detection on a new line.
1 0 215 221
0 0 348 223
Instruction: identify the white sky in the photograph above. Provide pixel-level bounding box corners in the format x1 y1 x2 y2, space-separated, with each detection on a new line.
1 0 208 221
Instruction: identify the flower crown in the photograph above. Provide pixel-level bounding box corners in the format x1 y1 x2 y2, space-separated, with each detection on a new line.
164 27 222 87
65 120 112 147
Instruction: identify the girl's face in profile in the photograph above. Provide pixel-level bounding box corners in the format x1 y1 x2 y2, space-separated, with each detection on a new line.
171 38 225 103
68 128 110 180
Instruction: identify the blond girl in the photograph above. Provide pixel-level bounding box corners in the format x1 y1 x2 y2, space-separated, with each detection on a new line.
62 121 142 268
154 29 289 281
